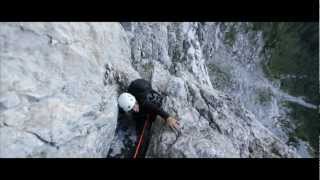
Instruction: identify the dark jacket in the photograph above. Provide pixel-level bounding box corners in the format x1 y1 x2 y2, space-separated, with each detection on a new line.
127 79 170 120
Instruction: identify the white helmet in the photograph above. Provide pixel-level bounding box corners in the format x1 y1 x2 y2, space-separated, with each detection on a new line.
118 93 136 112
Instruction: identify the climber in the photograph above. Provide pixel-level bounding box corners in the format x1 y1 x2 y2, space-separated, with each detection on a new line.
118 78 180 158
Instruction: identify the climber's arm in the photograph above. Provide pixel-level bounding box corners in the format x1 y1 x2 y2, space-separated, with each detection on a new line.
143 102 180 131
143 102 170 121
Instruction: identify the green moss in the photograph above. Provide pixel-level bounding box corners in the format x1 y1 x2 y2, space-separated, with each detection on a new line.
252 22 319 104
256 88 273 105
172 46 182 63
251 22 319 157
207 63 231 90
139 62 154 80
224 24 237 47
142 62 153 72
284 101 319 156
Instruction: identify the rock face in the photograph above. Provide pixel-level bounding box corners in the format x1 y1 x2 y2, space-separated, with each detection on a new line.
0 22 303 158
123 22 299 158
0 22 139 157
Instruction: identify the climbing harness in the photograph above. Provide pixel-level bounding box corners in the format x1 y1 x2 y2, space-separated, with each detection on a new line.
133 115 150 159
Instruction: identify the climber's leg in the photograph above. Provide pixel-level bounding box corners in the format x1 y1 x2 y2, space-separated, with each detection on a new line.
132 112 147 158
135 112 157 158
134 112 147 135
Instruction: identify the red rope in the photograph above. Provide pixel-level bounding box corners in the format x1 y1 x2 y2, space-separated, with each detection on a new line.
133 115 149 159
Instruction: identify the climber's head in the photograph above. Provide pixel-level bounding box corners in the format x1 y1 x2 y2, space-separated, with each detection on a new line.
118 92 139 112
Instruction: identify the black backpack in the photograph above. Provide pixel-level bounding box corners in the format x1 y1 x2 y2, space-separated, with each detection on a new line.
128 79 163 107
128 79 151 95
145 90 163 108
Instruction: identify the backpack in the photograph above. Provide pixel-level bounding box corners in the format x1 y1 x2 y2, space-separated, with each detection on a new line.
128 79 163 107
128 79 151 94
145 90 163 108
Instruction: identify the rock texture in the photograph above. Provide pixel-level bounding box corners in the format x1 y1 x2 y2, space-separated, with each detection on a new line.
0 22 304 158
123 22 299 158
0 22 139 157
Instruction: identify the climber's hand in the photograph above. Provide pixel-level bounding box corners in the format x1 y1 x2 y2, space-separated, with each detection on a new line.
166 117 180 131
